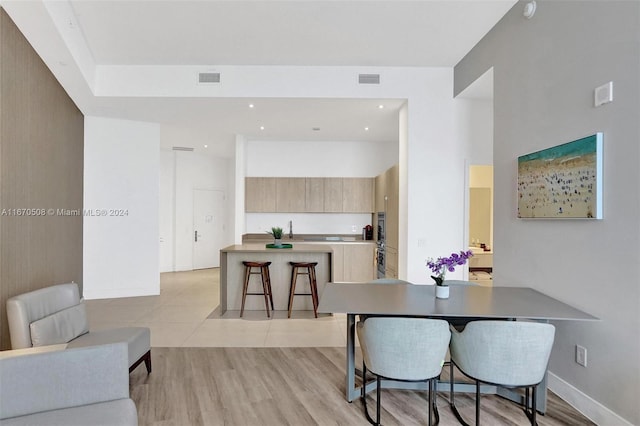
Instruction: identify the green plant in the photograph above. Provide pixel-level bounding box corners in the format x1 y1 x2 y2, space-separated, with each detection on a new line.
268 226 283 239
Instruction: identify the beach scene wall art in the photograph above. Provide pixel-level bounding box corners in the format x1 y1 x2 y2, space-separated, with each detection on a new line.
517 133 603 219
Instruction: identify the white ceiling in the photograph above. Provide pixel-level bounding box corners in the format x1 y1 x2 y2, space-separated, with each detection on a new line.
2 0 511 157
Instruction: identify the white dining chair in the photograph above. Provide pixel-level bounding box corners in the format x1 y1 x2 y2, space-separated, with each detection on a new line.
448 320 556 426
357 317 451 426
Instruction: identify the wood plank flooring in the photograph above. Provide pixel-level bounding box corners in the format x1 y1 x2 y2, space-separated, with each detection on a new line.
130 347 595 426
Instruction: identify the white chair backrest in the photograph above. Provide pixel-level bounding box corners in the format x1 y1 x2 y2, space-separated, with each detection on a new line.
6 283 82 349
357 317 451 381
451 320 555 386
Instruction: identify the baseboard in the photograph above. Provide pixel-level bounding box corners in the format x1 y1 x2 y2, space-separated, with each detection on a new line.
547 372 633 426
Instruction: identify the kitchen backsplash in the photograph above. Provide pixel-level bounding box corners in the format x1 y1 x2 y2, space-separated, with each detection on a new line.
246 213 373 235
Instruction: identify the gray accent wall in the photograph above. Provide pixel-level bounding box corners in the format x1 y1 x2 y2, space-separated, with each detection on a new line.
454 1 639 423
0 9 84 350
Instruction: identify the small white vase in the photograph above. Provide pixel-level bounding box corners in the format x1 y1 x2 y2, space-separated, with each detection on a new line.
435 285 450 299
274 238 282 246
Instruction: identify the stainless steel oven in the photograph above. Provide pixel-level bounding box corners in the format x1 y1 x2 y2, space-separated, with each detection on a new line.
376 212 385 278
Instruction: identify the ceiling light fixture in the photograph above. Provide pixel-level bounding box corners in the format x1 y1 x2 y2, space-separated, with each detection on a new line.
260 126 265 130
249 104 254 108
378 105 384 109
204 144 208 148
364 127 370 131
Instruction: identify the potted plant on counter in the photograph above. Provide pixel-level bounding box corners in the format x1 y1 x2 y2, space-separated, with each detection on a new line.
269 227 284 246
426 250 473 299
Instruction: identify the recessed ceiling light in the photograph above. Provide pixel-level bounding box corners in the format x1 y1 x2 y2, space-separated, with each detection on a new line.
249 104 254 108
378 105 384 109
260 126 265 130
364 127 370 131
204 144 208 148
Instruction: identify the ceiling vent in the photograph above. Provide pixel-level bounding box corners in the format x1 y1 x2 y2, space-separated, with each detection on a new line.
198 72 221 84
172 146 194 152
358 74 380 84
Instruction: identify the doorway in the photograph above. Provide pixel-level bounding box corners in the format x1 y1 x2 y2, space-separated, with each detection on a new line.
193 189 226 269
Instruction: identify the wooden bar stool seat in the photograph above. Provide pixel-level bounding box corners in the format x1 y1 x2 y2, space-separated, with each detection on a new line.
241 261 274 318
288 261 319 318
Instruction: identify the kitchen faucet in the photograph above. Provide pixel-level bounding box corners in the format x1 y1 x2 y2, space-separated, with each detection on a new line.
288 220 293 239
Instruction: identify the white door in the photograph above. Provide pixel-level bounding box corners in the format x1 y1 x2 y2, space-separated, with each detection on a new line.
193 189 226 269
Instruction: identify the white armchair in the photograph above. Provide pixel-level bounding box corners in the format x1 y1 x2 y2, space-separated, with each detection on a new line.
6 283 151 374
0 343 137 425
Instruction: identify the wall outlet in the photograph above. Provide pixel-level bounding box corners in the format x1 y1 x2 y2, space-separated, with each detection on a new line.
351 225 357 233
576 345 587 367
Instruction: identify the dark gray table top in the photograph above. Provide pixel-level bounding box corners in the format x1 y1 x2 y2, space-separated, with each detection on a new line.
317 283 598 321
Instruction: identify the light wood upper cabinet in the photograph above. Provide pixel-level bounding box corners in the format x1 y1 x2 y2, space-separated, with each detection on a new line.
323 178 343 212
343 178 374 213
245 176 374 213
276 178 306 212
245 177 276 212
384 165 399 249
375 173 386 214
305 178 324 212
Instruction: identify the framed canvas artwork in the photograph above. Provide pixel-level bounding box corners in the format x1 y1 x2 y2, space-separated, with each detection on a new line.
517 133 603 219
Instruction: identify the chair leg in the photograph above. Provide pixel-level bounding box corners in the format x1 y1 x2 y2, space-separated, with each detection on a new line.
376 376 381 426
309 266 318 318
531 386 537 426
361 365 378 426
264 266 274 310
260 266 271 318
288 267 297 318
428 378 433 426
240 266 250 317
128 350 152 374
475 380 481 426
449 361 471 426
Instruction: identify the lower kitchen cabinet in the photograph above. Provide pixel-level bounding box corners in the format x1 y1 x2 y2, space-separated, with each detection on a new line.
297 243 375 283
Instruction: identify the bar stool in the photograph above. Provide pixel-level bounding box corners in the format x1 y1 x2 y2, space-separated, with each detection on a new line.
240 261 274 318
288 262 319 318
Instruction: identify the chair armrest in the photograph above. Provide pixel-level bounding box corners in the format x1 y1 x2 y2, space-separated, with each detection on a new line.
0 342 130 420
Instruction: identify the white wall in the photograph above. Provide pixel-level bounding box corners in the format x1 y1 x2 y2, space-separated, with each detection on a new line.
246 140 397 177
457 99 494 165
159 147 234 272
455 2 640 424
83 116 160 298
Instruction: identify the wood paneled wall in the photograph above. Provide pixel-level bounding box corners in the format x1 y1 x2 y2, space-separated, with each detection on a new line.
0 9 84 350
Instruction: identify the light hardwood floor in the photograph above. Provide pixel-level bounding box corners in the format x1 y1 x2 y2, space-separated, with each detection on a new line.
88 269 594 425
130 347 595 426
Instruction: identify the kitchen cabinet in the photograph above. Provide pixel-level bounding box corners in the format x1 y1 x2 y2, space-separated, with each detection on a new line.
276 178 305 212
384 165 399 250
343 243 376 282
323 178 343 212
326 243 375 282
329 244 345 281
305 178 324 212
245 177 374 213
375 173 386 213
245 177 276 212
343 178 374 213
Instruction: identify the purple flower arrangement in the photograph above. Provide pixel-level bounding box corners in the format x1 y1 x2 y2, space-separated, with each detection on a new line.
426 250 474 286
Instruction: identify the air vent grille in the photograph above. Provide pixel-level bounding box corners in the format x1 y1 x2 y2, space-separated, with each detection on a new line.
358 74 380 84
172 146 194 152
198 72 221 83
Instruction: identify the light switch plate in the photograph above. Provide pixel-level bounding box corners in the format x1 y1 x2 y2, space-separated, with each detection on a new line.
594 81 613 107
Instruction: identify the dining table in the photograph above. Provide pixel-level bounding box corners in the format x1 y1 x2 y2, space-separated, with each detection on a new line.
316 282 598 413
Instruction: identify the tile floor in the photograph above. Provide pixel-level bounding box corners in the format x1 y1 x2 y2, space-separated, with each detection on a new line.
84 268 348 348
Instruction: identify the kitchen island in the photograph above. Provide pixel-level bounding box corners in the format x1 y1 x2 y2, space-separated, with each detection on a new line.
219 244 333 315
